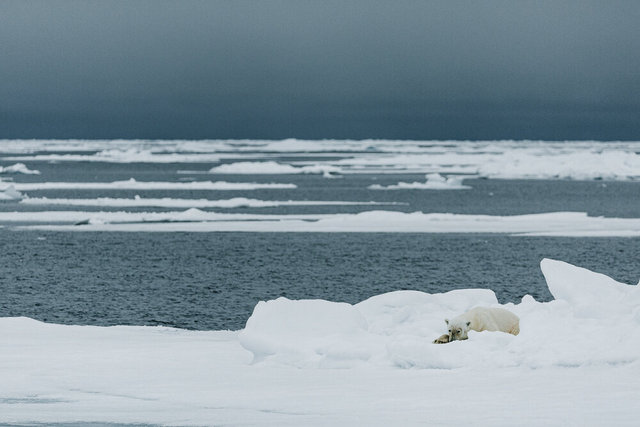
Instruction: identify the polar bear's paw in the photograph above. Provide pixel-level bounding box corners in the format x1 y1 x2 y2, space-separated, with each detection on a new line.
433 334 450 344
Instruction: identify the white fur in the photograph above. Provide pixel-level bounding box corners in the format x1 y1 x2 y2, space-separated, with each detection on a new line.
445 307 520 340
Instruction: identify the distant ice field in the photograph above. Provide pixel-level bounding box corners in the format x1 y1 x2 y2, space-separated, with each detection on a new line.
2 139 640 179
2 171 640 219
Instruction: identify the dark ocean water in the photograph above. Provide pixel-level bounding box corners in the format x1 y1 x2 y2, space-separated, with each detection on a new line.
1 158 640 330
1 230 639 330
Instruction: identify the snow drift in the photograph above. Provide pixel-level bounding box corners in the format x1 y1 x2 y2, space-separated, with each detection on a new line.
240 258 640 369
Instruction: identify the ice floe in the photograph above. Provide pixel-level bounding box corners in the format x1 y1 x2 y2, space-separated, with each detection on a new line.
3 151 223 163
368 173 471 190
330 149 640 180
0 185 23 201
2 259 640 425
8 178 296 191
209 161 341 177
20 196 393 209
8 210 640 236
0 209 330 225
0 163 40 174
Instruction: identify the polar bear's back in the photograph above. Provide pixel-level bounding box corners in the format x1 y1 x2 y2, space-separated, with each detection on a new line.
467 306 520 335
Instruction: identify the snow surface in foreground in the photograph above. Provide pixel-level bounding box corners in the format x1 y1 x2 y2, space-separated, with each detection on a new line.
2 259 640 425
11 210 640 236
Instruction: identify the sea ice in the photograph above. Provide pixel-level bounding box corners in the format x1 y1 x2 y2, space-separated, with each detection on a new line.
8 178 297 191
0 185 23 201
2 259 640 425
3 140 640 180
368 173 472 190
11 210 640 236
0 209 331 225
240 258 640 370
0 163 40 174
209 161 341 177
19 196 391 208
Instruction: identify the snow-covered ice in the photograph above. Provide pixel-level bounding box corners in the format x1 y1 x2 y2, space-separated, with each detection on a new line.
3 139 640 180
0 163 40 174
20 196 393 208
12 210 640 236
241 258 640 370
0 185 24 201
8 178 296 191
330 147 640 180
0 209 331 225
368 173 472 190
209 161 341 177
2 259 640 425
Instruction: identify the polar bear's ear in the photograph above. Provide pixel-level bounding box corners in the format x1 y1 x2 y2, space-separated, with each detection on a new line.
466 321 471 327
445 319 449 325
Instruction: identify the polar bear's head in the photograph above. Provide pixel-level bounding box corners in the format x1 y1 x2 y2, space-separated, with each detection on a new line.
444 319 471 341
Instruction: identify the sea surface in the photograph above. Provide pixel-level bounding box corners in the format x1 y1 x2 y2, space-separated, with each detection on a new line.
1 141 639 330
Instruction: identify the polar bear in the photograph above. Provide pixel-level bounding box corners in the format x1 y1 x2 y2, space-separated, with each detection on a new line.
433 306 519 344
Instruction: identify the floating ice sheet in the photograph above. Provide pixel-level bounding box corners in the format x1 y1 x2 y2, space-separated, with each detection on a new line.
368 173 472 190
20 196 393 208
8 178 296 191
0 185 23 201
2 259 640 425
0 163 40 174
9 210 640 236
209 161 341 177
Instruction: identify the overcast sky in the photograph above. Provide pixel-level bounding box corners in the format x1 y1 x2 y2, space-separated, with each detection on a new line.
1 0 639 140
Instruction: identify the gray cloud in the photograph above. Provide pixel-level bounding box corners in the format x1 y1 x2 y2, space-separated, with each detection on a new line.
1 0 639 140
